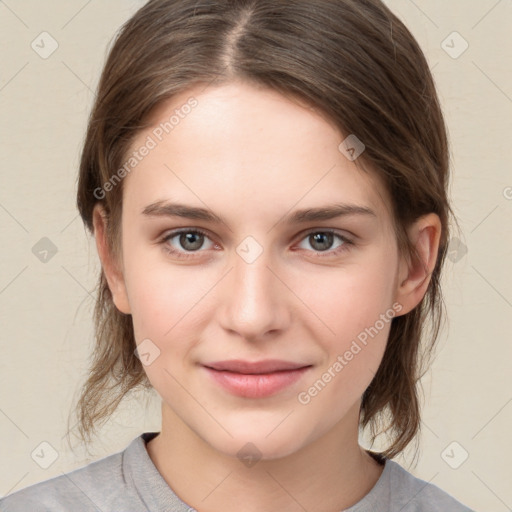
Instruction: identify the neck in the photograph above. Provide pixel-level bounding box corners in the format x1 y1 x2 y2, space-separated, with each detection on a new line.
146 402 384 512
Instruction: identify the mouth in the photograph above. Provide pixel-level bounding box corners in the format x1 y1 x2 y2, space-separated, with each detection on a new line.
202 359 313 398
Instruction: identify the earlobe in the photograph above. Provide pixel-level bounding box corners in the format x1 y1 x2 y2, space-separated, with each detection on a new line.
92 205 131 315
394 213 442 316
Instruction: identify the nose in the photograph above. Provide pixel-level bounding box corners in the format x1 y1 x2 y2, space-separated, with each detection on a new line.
217 247 291 341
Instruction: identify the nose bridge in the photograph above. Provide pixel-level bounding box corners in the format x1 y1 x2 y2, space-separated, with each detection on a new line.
219 240 289 339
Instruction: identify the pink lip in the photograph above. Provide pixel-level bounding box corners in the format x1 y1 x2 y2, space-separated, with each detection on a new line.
202 359 312 398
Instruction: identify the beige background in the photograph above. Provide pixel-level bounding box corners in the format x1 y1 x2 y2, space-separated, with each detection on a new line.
0 1 511 510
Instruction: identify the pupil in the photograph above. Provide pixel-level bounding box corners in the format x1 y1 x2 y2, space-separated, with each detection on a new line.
182 232 202 250
312 232 332 251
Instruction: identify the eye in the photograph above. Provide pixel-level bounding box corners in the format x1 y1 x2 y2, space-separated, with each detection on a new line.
159 227 354 261
160 228 216 259
296 229 353 257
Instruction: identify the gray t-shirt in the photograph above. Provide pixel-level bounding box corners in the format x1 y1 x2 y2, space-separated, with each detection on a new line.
0 432 474 511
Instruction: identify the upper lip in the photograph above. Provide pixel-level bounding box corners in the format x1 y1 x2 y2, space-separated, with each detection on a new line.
204 359 311 374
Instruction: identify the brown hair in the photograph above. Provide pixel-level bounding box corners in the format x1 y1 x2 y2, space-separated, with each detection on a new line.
71 0 458 459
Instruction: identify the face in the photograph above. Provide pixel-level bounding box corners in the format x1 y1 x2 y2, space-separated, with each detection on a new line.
99 81 416 460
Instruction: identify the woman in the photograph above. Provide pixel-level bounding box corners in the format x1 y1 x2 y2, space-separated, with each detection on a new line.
1 0 474 510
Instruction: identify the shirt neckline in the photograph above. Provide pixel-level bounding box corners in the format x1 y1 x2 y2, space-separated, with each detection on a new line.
123 431 193 511
125 431 393 512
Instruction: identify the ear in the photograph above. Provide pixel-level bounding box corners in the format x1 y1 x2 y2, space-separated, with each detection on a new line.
92 204 131 315
394 213 442 316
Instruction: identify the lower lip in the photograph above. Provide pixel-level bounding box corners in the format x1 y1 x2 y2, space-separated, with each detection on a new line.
203 366 311 398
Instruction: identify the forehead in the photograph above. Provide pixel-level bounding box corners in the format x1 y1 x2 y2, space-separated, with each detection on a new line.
122 81 393 226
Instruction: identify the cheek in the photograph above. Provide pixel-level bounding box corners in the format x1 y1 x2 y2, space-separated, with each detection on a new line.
122 243 210 339
300 258 397 342
297 319 391 420
123 256 205 393
294 254 397 392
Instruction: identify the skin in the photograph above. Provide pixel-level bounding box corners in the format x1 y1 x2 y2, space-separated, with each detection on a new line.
93 80 441 512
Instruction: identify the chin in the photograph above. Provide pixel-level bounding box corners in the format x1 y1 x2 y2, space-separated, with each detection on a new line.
201 422 310 463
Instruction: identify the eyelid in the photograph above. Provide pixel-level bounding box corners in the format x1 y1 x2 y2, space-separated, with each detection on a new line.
159 226 354 244
293 228 354 256
159 227 216 246
159 226 355 260
297 226 354 242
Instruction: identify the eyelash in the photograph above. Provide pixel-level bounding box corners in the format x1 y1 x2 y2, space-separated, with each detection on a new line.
159 228 354 261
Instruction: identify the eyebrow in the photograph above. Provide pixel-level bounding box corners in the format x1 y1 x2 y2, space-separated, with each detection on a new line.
141 200 376 225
